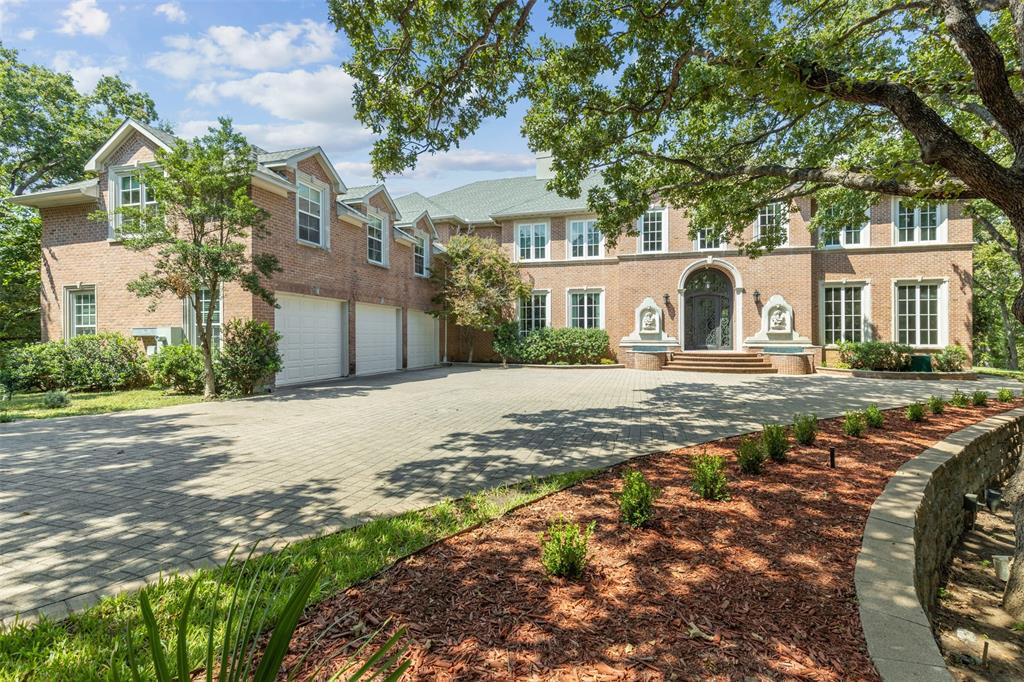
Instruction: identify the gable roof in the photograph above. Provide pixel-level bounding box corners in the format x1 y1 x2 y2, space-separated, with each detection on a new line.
84 119 175 172
340 183 399 216
258 146 346 193
393 192 455 223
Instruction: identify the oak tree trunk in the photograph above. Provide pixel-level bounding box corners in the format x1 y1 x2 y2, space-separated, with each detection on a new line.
998 297 1019 370
1004 456 1024 618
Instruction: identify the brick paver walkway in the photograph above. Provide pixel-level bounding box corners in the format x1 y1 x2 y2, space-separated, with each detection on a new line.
0 366 1009 622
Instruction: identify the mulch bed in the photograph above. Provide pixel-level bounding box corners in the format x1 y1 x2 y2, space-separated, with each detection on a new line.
284 399 1024 681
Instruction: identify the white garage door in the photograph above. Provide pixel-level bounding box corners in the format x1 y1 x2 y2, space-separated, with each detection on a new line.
355 303 400 375
407 309 439 369
275 294 345 386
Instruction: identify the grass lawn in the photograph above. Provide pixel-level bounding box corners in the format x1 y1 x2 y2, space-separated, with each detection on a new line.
0 388 202 421
0 469 595 679
973 366 1024 381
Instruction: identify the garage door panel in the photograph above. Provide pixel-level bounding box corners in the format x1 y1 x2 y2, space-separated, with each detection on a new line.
356 303 400 375
407 309 438 369
276 294 345 386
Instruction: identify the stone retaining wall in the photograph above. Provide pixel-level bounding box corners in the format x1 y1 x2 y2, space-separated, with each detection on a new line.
856 407 1024 681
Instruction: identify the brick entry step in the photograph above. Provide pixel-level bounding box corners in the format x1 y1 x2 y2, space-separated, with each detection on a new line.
664 351 778 374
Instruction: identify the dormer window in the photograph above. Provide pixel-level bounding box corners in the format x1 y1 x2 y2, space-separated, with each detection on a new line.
109 169 157 238
367 213 388 266
297 181 325 247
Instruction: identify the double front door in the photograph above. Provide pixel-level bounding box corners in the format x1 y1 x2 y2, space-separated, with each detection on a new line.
683 269 733 350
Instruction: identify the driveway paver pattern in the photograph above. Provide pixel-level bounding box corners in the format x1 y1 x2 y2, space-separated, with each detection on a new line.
0 365 1012 622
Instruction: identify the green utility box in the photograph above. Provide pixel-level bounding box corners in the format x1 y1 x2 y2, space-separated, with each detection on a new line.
910 354 933 372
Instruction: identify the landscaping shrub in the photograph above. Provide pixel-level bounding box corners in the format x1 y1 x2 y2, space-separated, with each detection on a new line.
513 327 610 364
972 390 989 406
491 321 521 364
0 410 13 423
905 402 925 422
540 516 595 579
691 451 729 500
998 387 1015 402
932 344 968 372
928 395 946 415
836 340 912 371
793 413 817 445
950 389 970 407
735 436 765 474
618 469 660 528
149 344 206 394
218 320 282 396
843 411 866 437
761 423 789 462
7 341 66 391
42 390 71 409
599 358 617 365
6 334 148 392
864 404 884 428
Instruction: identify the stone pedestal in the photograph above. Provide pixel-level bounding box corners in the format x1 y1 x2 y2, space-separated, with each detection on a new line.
743 294 812 349
620 296 678 353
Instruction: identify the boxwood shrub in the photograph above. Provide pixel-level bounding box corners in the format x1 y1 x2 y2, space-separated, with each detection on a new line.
6 334 148 392
494 326 610 365
836 341 912 371
149 344 206 394
932 344 968 372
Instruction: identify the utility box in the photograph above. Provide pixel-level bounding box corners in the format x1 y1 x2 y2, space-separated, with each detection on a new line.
910 354 933 372
131 326 185 355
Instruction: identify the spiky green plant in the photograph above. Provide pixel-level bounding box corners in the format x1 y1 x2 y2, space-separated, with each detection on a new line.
843 411 866 437
792 413 817 445
864 404 884 428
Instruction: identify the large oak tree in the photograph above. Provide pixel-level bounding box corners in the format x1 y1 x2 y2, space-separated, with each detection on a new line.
330 0 1024 616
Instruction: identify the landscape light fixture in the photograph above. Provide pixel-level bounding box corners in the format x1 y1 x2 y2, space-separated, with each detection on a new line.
829 446 836 468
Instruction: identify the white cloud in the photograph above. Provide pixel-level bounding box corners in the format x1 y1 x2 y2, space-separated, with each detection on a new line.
415 149 535 175
0 0 25 25
57 0 110 37
147 20 337 80
176 118 369 154
17 28 37 41
154 2 186 23
52 51 126 91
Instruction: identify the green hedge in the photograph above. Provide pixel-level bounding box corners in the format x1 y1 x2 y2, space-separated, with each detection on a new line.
4 334 149 392
493 324 610 364
149 343 206 394
836 340 912 371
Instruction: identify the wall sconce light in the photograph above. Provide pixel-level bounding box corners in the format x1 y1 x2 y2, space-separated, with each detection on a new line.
753 290 761 305
663 293 670 306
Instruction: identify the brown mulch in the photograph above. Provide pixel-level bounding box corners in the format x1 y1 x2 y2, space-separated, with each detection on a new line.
285 399 1024 681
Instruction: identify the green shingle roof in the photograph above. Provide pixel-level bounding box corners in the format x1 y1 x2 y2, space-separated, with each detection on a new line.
256 147 319 165
393 192 452 221
342 184 382 200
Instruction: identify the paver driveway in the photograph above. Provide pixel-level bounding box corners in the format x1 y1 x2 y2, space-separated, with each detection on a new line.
0 365 1012 622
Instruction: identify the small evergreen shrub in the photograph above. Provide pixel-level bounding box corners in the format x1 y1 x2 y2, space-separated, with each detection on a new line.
792 413 817 445
836 340 912 371
998 387 1015 402
618 470 660 528
931 344 968 372
540 516 595 579
972 390 988 406
905 402 925 422
0 411 13 423
928 395 946 415
864 404 884 428
691 451 729 500
843 411 866 437
736 436 765 474
5 334 148 392
950 389 970 407
761 423 789 462
149 344 206 394
509 327 611 365
218 320 282 396
42 390 71 409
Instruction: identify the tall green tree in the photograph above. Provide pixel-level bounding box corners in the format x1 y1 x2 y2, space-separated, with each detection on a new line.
974 226 1022 368
429 234 530 362
108 119 281 399
0 44 158 342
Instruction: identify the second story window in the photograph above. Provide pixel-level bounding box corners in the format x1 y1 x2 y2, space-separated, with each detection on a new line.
639 209 666 253
517 222 549 261
896 201 942 244
111 171 157 237
367 214 386 265
755 201 789 246
414 234 427 276
569 218 602 258
820 208 868 248
696 228 724 251
297 182 324 246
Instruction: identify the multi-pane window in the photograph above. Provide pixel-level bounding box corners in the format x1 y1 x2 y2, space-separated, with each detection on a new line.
896 283 940 346
570 290 602 328
697 228 723 250
639 209 665 253
823 285 863 344
120 175 142 209
367 215 385 264
822 224 864 247
519 292 548 334
190 289 222 349
756 202 788 245
896 201 940 243
517 223 549 260
70 289 96 337
414 235 427 276
297 182 323 245
569 219 602 258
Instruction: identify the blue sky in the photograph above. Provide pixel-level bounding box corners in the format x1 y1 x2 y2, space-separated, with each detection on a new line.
0 0 536 195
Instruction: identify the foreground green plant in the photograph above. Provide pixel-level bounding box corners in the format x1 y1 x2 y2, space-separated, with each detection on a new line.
761 423 789 462
41 390 71 409
863 404 884 428
618 469 660 528
540 516 595 579
735 436 765 475
792 413 817 446
0 470 593 678
972 390 989 406
843 411 866 437
905 402 925 422
691 451 729 501
950 389 970 407
928 395 946 415
998 387 1015 402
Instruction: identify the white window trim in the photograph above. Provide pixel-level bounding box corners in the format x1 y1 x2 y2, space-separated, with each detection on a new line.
693 227 727 252
636 207 669 254
891 277 949 349
565 287 605 329
566 216 604 260
63 285 97 339
366 208 390 267
819 209 871 249
183 286 225 348
515 221 551 262
517 289 551 334
413 230 430 277
817 279 872 347
891 198 948 246
107 163 158 239
295 174 329 249
753 201 790 247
